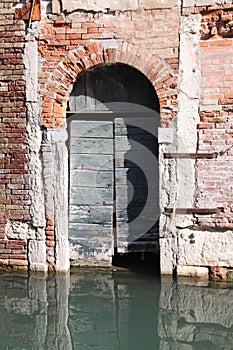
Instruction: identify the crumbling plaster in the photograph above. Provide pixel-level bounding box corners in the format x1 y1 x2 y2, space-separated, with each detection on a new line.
159 14 202 275
60 0 179 13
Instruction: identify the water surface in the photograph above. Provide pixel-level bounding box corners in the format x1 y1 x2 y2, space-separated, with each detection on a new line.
0 270 232 349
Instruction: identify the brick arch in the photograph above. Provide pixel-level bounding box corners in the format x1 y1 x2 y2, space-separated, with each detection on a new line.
41 41 176 128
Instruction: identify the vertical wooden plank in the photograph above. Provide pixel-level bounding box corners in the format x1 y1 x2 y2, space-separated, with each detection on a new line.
115 117 160 253
69 75 86 112
114 118 130 252
69 120 114 264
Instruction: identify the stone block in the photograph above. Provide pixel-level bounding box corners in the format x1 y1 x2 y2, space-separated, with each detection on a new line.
178 230 233 268
158 127 174 143
24 40 38 102
177 265 209 278
160 237 174 275
194 0 215 6
182 0 215 6
61 0 180 12
47 128 68 143
102 39 123 50
144 0 178 9
52 0 61 13
61 0 139 12
28 240 47 272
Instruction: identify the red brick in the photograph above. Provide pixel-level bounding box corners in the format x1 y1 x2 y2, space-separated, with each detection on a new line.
209 40 232 46
9 259 28 266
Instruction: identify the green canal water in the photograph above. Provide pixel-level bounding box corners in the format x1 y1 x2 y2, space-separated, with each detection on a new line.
0 269 233 350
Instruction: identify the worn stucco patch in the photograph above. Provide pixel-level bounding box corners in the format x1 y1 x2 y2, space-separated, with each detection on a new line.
61 0 178 12
5 221 43 240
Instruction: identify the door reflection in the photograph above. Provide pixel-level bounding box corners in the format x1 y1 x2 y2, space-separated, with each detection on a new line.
0 271 233 350
69 270 159 350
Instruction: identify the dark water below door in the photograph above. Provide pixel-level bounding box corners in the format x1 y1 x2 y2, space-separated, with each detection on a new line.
0 270 232 350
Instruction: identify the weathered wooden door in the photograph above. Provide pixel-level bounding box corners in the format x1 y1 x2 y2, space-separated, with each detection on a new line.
69 119 114 265
68 63 160 265
114 115 159 253
69 115 159 265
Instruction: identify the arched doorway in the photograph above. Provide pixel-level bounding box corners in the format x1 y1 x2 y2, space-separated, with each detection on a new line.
67 64 160 266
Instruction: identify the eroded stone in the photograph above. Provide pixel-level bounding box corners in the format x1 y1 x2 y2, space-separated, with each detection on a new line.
177 265 209 278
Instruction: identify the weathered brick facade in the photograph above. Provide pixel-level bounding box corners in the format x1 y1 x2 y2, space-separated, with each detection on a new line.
0 0 233 278
0 0 30 269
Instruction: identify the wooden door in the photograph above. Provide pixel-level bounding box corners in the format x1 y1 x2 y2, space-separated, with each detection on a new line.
68 116 159 264
68 64 160 263
69 120 114 265
115 116 159 253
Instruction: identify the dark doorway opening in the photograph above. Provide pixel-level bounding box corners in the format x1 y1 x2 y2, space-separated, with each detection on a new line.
112 252 160 273
69 63 160 111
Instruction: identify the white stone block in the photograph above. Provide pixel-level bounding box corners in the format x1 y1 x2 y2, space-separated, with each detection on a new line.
102 39 123 50
177 265 209 278
195 0 215 6
160 237 174 275
24 40 38 102
62 0 139 12
62 0 179 11
52 0 61 13
144 0 178 9
28 240 47 272
178 230 233 267
158 128 174 144
47 129 68 143
183 0 215 7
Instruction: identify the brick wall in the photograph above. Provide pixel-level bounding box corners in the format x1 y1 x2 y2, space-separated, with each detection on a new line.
0 0 30 269
38 7 179 128
196 18 233 228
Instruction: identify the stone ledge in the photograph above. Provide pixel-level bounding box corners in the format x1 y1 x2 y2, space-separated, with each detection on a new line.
61 0 179 12
177 265 209 278
178 230 233 267
183 0 215 7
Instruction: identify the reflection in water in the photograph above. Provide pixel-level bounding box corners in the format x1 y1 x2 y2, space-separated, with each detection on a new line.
69 271 159 350
159 278 233 350
0 271 233 349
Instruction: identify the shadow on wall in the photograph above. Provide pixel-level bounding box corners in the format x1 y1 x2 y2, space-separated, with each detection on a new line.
0 271 233 349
